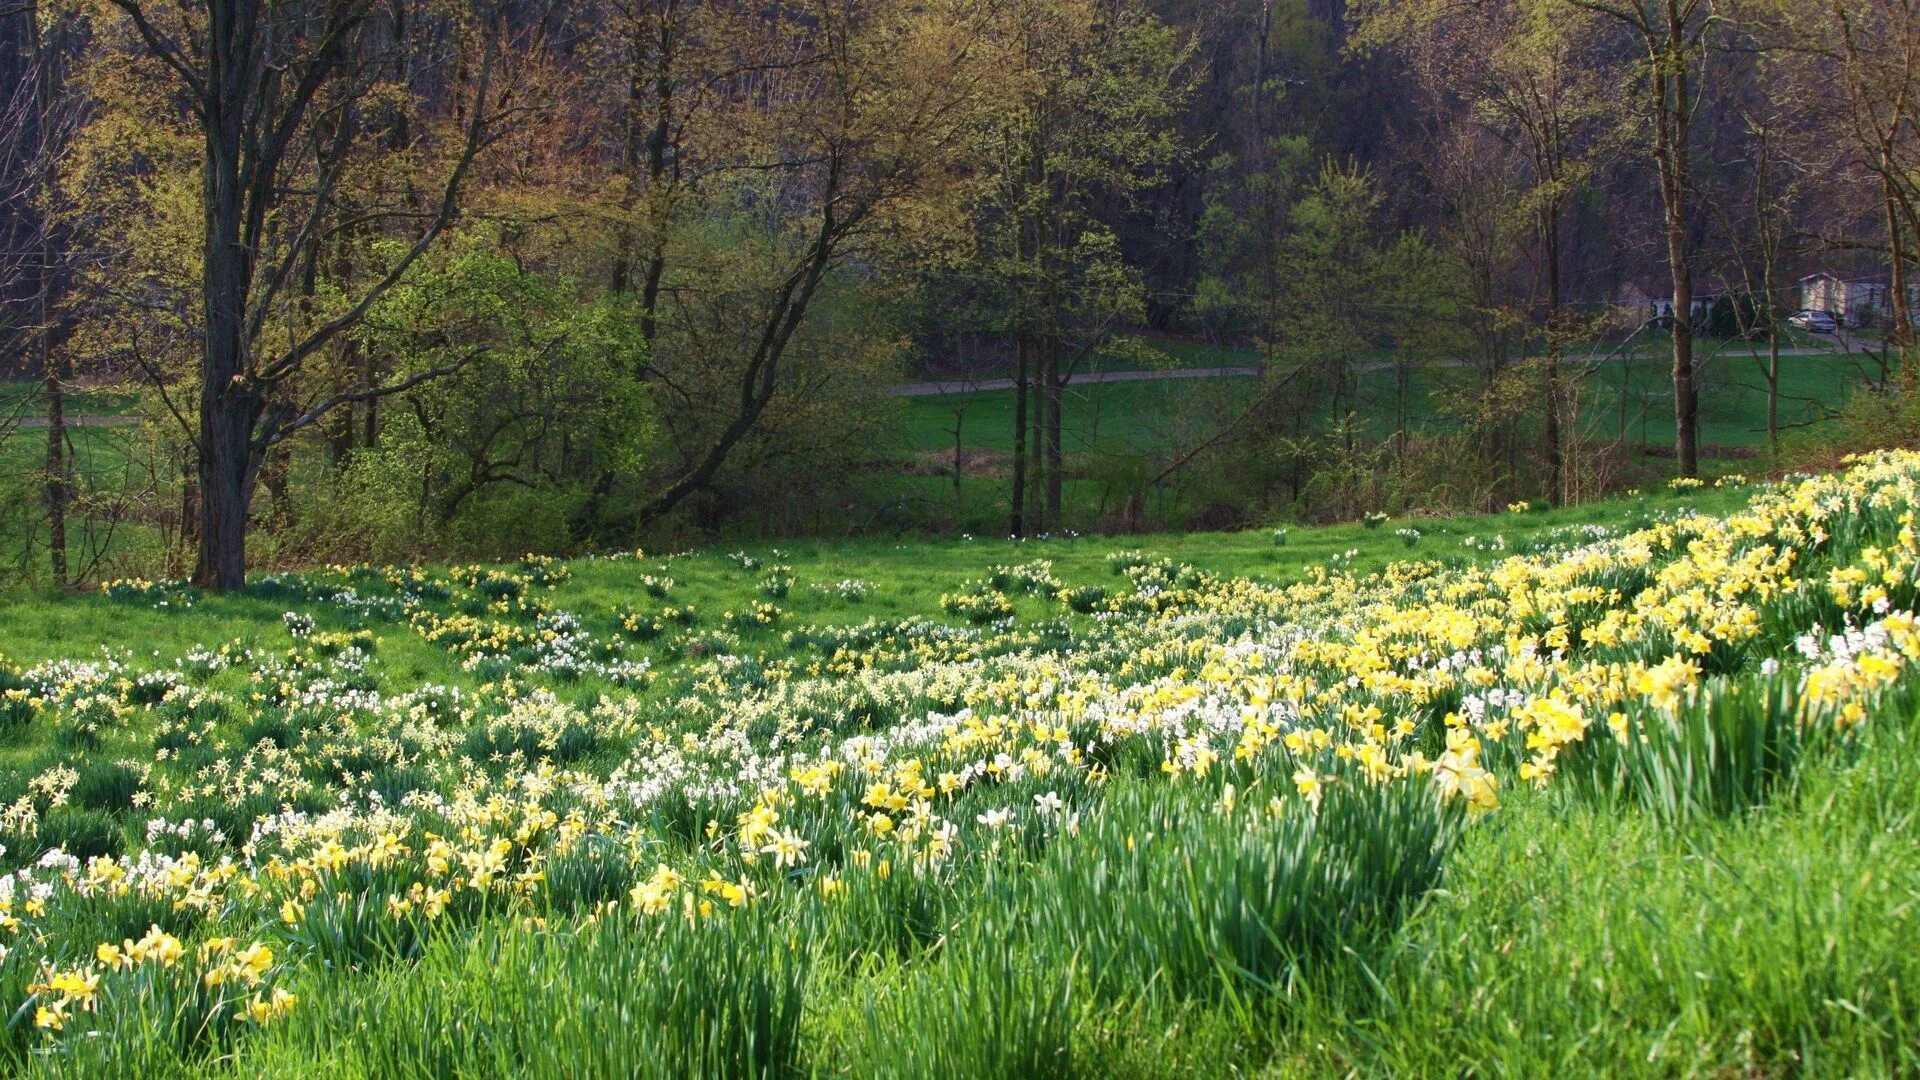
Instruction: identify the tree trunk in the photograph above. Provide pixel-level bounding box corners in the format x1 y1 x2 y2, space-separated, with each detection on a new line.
1884 162 1912 358
43 365 66 588
1010 328 1029 538
1767 332 1780 461
1543 205 1564 505
193 426 253 589
1027 365 1044 525
614 4 674 350
1043 324 1062 531
1763 223 1782 461
193 39 259 591
1667 235 1697 476
30 5 66 587
1652 32 1697 478
1013 326 1029 534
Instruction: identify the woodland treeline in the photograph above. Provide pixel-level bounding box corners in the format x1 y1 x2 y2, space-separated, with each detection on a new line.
2 0 1919 588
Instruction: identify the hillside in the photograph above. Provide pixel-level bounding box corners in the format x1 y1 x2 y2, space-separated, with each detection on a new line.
0 462 1916 1075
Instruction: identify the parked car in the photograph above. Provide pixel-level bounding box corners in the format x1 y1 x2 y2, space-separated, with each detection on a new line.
1788 309 1840 334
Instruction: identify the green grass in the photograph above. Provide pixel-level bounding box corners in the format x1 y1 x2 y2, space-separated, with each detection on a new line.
0 485 1747 674
908 346 1873 461
1586 346 1887 450
1279 710 1920 1075
0 335 1869 583
0 377 145 418
907 374 1253 454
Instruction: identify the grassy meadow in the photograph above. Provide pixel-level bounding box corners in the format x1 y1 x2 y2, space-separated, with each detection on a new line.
903 338 1876 457
0 334 1882 573
0 459 1915 1075
896 336 1879 534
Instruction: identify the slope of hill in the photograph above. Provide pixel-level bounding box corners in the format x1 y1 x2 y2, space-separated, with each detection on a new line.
0 464 1915 1076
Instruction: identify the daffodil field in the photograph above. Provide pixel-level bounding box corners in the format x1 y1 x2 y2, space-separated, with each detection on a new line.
0 456 1918 1075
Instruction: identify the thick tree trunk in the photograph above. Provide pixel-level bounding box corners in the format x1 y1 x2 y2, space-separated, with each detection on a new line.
193 35 259 591
193 341 259 590
193 428 252 589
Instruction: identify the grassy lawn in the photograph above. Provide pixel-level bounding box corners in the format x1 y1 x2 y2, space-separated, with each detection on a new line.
0 338 1878 580
1585 345 1887 449
908 345 1878 460
0 482 1747 670
0 377 146 418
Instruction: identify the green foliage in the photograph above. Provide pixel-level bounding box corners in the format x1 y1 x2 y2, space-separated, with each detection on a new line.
1559 677 1814 824
284 237 655 564
247 915 809 1079
846 948 1087 1079
0 482 1911 1077
1004 778 1460 1002
1283 722 1920 1076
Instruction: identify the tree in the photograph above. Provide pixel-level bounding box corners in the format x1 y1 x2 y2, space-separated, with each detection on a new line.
1 0 85 585
1568 0 1716 478
580 0 996 533
1702 54 1812 460
95 0 548 588
355 243 652 549
1796 2 1920 355
969 0 1189 537
1273 160 1452 436
1356 0 1622 503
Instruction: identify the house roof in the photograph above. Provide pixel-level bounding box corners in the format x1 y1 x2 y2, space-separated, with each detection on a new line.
1798 270 1894 287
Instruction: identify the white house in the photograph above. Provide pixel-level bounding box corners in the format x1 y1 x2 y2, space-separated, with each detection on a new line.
1798 272 1917 328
